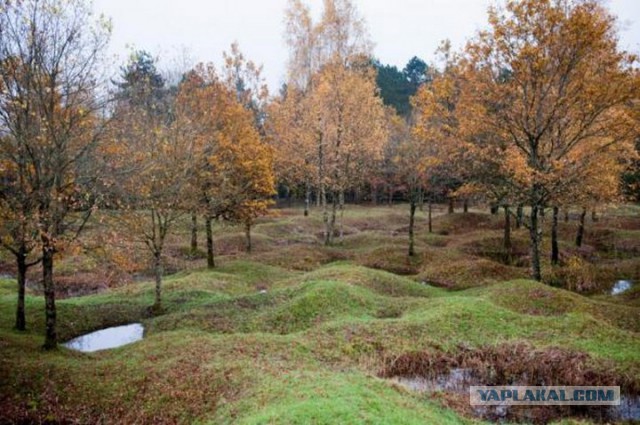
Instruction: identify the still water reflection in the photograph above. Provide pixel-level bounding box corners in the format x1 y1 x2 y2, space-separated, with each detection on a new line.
63 323 144 352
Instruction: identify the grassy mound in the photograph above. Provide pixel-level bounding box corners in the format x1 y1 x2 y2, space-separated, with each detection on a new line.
0 330 298 424
306 284 640 369
261 281 407 333
255 214 326 240
418 255 528 289
148 280 410 335
2 266 639 423
432 212 503 235
214 261 299 287
354 244 426 275
474 279 640 332
295 263 443 298
252 245 351 271
1 205 639 424
226 371 470 425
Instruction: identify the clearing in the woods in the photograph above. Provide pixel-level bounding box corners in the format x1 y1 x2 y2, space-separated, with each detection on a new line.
0 204 639 424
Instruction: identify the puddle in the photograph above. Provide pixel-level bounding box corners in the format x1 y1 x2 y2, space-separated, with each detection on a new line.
616 396 640 421
611 280 633 295
63 323 144 352
391 370 640 423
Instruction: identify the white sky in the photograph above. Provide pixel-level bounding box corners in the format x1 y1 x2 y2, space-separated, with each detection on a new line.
93 0 640 91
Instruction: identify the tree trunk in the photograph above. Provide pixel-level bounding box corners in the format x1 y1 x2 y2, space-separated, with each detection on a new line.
42 245 57 350
325 192 338 245
190 211 198 253
409 196 417 256
428 198 433 234
371 184 377 205
152 251 163 312
516 205 523 229
448 198 454 214
353 188 360 204
205 215 215 269
304 182 311 216
338 190 345 241
490 204 498 215
245 222 252 253
540 206 545 219
15 251 27 331
551 206 559 265
529 204 542 281
564 209 570 222
322 185 329 245
418 188 424 212
317 133 324 211
591 209 598 222
576 207 587 247
463 199 469 213
503 206 512 263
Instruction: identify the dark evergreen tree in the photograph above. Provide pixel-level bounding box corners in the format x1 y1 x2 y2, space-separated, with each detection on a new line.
115 51 167 112
373 56 428 117
403 56 428 91
374 61 413 116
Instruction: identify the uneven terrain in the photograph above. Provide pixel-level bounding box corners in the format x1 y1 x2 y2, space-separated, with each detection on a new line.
0 204 638 424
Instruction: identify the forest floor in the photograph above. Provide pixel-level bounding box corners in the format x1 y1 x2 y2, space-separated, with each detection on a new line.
0 203 639 424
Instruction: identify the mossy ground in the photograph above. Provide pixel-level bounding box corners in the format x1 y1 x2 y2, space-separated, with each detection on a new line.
0 204 638 424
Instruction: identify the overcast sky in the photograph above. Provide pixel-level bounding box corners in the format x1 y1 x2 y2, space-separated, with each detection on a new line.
93 0 640 91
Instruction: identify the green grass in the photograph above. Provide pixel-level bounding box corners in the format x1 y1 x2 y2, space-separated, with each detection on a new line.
290 263 444 298
1 205 639 424
225 371 474 425
0 278 14 296
472 279 640 332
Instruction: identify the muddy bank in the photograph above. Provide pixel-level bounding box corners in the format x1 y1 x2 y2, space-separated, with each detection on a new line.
380 343 639 423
